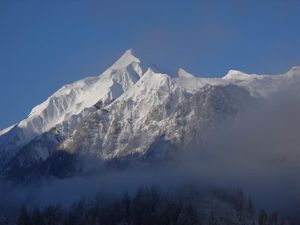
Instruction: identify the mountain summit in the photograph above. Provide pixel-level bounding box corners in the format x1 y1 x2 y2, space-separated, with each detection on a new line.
0 49 144 168
110 49 141 70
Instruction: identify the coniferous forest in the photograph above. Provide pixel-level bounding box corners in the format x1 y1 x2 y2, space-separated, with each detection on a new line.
11 185 290 225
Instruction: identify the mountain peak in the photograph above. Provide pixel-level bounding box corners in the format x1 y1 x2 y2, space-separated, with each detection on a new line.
110 48 141 70
222 69 251 80
178 68 195 78
287 66 300 75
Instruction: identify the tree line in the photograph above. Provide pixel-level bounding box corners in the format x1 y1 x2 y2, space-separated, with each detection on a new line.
16 185 290 225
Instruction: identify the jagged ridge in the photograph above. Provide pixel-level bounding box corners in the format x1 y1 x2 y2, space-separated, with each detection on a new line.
1 49 300 180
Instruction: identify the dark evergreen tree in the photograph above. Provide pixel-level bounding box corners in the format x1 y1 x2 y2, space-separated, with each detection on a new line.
121 191 131 224
17 206 30 225
247 197 255 219
31 207 44 225
269 211 279 225
258 209 268 225
177 203 198 225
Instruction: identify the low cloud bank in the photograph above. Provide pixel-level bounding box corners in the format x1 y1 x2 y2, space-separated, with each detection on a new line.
1 89 300 222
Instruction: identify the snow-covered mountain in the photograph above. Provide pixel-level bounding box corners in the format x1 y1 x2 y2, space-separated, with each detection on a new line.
1 49 300 180
0 49 144 169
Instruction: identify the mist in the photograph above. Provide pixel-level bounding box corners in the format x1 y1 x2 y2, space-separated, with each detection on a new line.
1 88 300 223
180 89 300 219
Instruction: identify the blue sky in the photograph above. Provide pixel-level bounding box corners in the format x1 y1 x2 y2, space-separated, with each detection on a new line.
0 0 300 129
